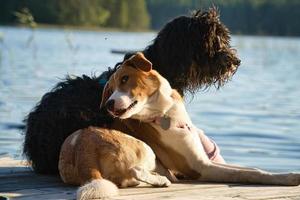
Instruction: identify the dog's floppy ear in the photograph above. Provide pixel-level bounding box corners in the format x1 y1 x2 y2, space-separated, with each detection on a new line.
100 82 112 109
124 52 152 72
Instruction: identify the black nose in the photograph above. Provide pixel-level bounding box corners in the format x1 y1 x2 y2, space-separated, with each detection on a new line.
105 99 115 112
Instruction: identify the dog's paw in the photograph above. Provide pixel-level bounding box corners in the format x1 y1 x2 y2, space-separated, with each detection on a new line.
156 176 171 187
130 167 171 187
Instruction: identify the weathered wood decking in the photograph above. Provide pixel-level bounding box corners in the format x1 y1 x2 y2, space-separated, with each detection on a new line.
0 157 299 200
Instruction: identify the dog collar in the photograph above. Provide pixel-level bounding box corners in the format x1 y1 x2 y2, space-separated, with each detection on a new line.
152 115 194 132
149 93 179 130
151 115 171 130
98 77 107 87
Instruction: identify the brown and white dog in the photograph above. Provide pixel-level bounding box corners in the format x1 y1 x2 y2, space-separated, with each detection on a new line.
100 53 300 184
59 52 300 200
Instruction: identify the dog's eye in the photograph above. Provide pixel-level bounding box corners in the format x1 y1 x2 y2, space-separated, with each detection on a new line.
120 75 129 84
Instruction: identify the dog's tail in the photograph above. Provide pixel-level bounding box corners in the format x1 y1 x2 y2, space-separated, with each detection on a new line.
77 178 119 200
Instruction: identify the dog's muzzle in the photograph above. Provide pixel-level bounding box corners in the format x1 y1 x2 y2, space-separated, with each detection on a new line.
105 99 138 117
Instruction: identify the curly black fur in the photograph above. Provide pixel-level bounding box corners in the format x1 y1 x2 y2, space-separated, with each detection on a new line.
23 73 114 173
23 8 240 174
144 8 240 94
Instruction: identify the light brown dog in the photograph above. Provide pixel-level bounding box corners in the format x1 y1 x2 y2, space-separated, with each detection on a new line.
101 52 300 185
59 126 174 200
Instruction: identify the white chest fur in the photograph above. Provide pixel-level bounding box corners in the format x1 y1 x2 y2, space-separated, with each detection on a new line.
132 71 211 172
150 102 210 171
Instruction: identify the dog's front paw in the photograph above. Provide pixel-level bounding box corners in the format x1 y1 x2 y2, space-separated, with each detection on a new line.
131 167 171 187
154 175 171 187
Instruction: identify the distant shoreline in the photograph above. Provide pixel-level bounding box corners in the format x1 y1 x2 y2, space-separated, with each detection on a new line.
0 23 156 33
0 24 300 39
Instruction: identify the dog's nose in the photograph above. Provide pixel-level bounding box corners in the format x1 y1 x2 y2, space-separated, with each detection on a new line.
105 99 115 112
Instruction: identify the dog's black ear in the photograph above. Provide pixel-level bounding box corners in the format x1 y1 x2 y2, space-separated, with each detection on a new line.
124 52 152 72
100 82 112 109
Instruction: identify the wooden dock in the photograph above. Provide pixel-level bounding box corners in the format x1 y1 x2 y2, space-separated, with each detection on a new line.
0 157 299 200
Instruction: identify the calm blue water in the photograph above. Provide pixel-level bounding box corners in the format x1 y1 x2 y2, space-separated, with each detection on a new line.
0 26 299 172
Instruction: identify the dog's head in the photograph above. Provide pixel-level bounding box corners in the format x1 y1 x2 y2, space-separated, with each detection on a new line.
101 52 174 120
143 8 240 95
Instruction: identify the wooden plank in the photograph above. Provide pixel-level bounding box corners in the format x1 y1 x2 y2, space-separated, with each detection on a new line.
5 184 299 200
0 157 31 176
0 173 66 191
116 184 300 200
0 157 299 200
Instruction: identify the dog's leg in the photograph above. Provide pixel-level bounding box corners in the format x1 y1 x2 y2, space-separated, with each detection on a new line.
212 161 260 171
130 166 171 187
194 130 300 185
199 162 300 186
154 159 178 182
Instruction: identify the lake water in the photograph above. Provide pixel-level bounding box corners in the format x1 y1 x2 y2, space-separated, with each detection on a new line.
0 26 299 172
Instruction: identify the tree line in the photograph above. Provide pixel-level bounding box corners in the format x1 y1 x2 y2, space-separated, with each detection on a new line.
0 0 150 30
0 0 300 36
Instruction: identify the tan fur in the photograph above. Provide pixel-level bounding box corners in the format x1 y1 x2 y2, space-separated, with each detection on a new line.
123 52 152 72
59 127 148 186
171 90 183 102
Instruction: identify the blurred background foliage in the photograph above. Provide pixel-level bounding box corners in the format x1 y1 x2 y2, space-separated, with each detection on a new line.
0 0 300 36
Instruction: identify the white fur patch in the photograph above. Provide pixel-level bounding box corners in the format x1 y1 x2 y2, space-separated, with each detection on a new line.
70 131 80 146
108 90 146 119
108 90 132 109
140 143 156 171
77 179 118 200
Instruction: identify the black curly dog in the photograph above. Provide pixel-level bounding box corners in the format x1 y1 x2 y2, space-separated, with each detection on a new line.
23 9 240 174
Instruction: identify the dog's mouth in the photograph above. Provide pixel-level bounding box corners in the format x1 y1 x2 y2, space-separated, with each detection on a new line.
113 100 138 117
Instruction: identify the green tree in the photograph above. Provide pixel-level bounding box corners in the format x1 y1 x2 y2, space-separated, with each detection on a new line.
128 0 150 29
118 0 129 28
56 0 109 26
103 0 129 28
1 0 300 35
104 0 149 30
